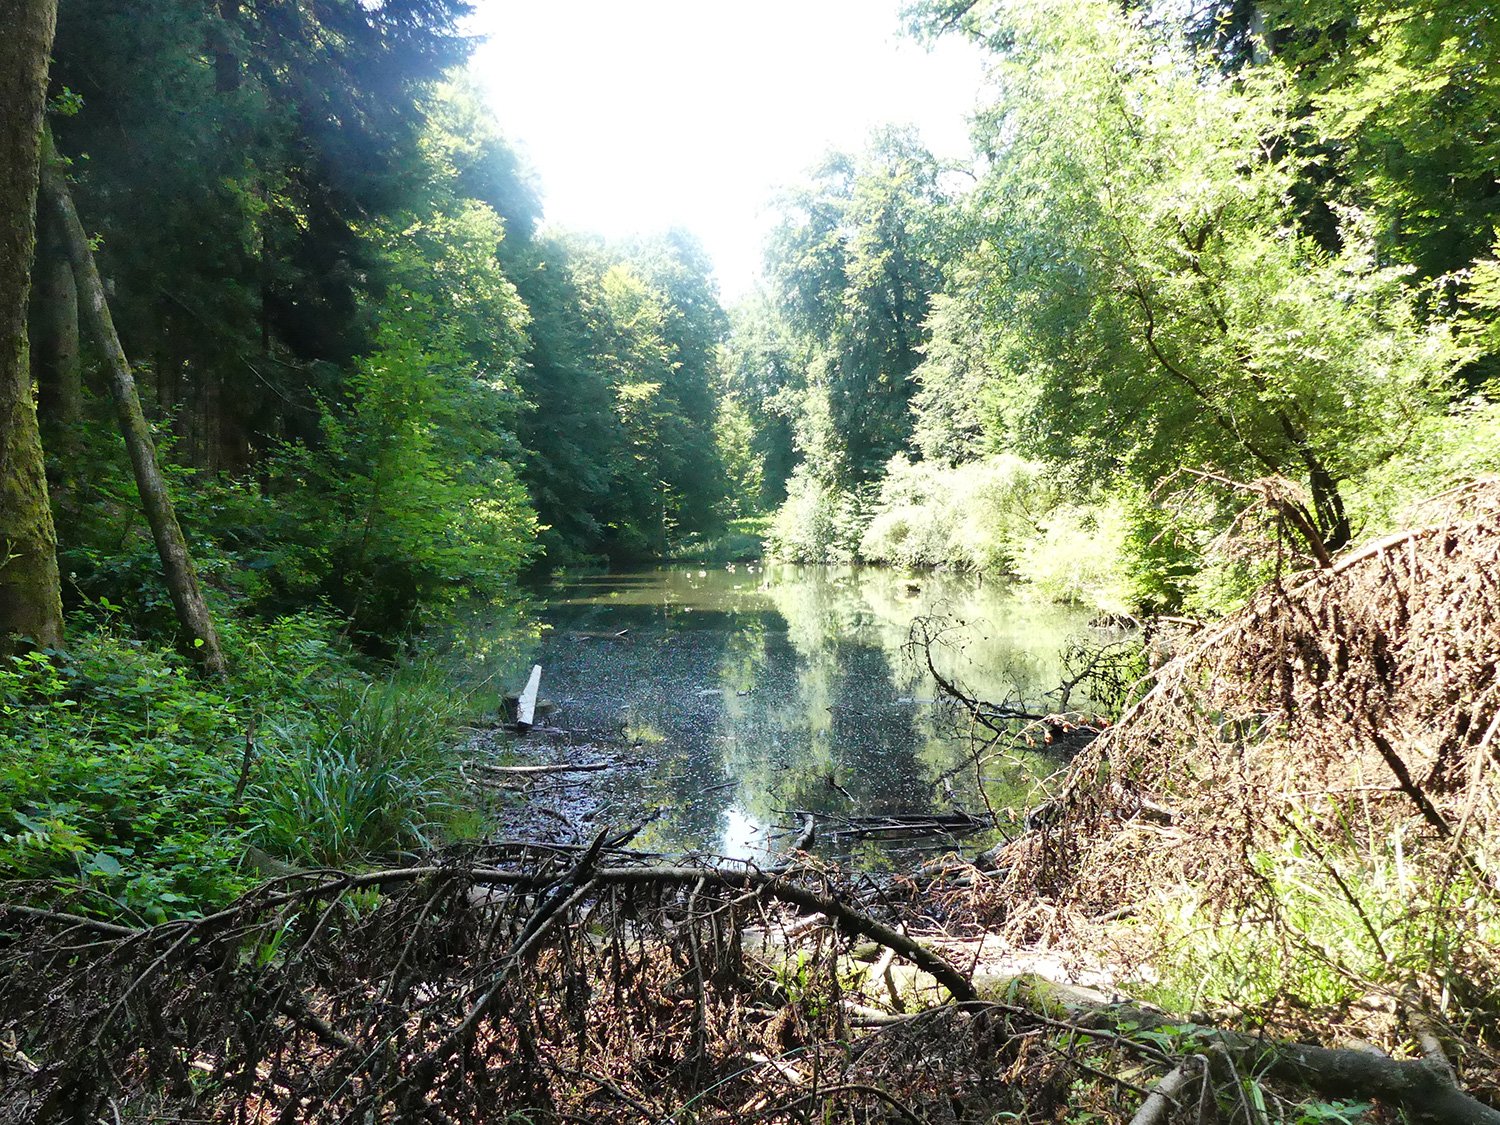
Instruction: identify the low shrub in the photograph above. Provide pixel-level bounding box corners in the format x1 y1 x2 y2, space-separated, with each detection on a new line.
859 453 1056 574
0 615 486 919
765 468 868 563
0 634 250 919
1014 500 1134 612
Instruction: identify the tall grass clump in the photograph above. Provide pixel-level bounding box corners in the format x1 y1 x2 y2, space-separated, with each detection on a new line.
251 667 468 867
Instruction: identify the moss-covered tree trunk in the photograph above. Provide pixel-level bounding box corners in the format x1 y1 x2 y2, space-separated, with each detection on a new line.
41 135 229 678
0 0 64 655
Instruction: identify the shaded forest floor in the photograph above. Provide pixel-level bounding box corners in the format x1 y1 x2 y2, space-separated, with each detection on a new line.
3 483 1499 1123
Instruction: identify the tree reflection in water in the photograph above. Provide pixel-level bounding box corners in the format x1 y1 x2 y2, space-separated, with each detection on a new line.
529 565 1092 865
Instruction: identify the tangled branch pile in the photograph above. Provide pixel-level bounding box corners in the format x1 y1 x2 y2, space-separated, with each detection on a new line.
991 480 1500 1070
6 485 1500 1123
7 845 1498 1124
0 843 1197 1124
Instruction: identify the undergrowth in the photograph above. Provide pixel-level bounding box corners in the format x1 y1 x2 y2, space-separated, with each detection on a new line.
976 481 1500 1079
0 610 512 920
1138 817 1500 1025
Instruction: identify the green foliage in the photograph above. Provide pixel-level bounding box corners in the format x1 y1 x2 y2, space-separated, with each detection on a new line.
714 395 765 521
766 467 869 564
723 294 802 507
0 614 491 919
1137 813 1500 1026
668 515 772 565
859 454 1055 574
763 129 952 490
277 301 538 645
743 0 1493 611
1014 501 1134 612
0 633 250 918
1268 0 1500 285
949 1 1462 555
44 0 737 619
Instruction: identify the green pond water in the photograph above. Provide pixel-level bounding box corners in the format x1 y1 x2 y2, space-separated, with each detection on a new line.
514 564 1096 867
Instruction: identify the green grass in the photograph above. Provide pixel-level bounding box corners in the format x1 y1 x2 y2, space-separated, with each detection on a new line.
1132 815 1500 1024
250 669 467 866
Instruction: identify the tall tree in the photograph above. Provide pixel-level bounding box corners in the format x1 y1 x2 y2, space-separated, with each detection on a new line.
924 0 1465 557
0 0 64 653
765 129 950 488
46 0 477 472
724 293 802 506
41 138 229 676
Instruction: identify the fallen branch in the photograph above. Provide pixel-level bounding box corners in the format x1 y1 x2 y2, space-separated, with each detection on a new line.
1052 992 1500 1125
4 860 979 1003
1129 1061 1196 1125
470 761 612 776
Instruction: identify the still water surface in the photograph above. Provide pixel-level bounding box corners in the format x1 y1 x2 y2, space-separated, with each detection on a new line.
521 565 1093 866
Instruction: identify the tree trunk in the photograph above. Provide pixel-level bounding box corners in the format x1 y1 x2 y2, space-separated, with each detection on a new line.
31 210 81 427
40 132 229 678
0 0 64 655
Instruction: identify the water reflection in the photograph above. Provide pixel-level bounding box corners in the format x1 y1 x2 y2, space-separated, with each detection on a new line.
527 565 1092 863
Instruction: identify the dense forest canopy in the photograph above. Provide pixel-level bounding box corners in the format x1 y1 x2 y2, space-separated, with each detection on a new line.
0 0 747 917
19 0 734 660
745 0 1500 613
2 0 1494 660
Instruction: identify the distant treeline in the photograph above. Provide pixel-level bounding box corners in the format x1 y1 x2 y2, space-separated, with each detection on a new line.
32 0 732 649
728 0 1500 613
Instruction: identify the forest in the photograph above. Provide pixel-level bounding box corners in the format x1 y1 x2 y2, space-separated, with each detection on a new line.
1 0 1498 1121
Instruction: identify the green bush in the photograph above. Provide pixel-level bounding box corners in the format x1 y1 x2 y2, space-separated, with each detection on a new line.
1014 500 1134 612
0 616 484 920
1348 396 1500 534
859 453 1056 574
766 468 867 563
0 634 250 919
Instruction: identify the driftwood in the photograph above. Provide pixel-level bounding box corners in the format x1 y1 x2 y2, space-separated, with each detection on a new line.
792 814 816 850
989 979 1500 1125
795 809 988 841
835 811 987 839
472 760 611 777
847 982 1500 1125
1128 1062 1197 1125
515 664 543 729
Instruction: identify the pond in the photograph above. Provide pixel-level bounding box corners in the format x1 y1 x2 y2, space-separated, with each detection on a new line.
496 565 1098 867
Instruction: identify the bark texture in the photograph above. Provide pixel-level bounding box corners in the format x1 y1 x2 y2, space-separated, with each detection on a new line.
0 0 64 654
40 134 229 678
31 210 81 426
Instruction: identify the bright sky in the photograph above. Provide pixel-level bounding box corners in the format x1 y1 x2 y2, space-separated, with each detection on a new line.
466 1 987 302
